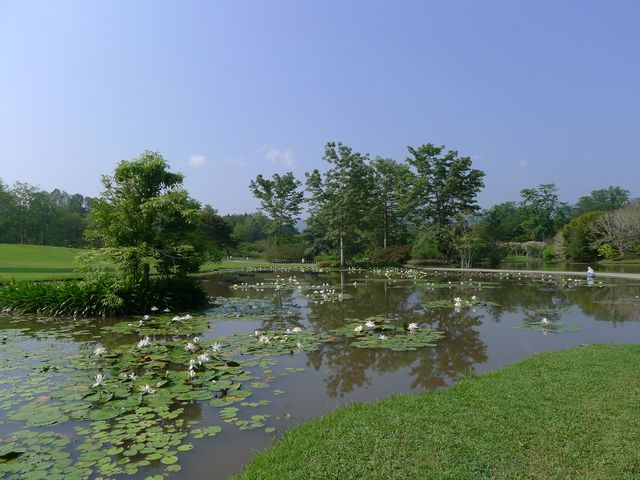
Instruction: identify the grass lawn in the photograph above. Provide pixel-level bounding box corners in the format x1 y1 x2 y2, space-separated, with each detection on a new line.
0 244 82 282
200 260 311 272
236 344 640 480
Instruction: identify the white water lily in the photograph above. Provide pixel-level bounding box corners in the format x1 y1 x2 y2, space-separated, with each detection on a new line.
193 337 200 344
163 308 170 313
139 384 155 394
253 330 262 337
128 372 138 380
150 306 158 312
365 321 375 329
541 318 550 325
408 323 418 332
185 342 197 352
143 314 150 320
379 334 388 341
197 353 211 365
93 346 108 357
92 373 105 387
258 335 270 344
137 336 151 349
471 296 477 301
188 369 196 379
291 326 302 333
296 342 304 350
189 359 198 371
210 342 221 353
354 325 364 333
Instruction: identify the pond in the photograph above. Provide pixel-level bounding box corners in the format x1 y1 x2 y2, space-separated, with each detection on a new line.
2 268 640 479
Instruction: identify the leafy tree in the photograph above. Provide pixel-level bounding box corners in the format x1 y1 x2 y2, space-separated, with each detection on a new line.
592 200 640 256
249 172 303 246
371 157 412 248
519 184 571 241
224 213 270 243
199 205 236 252
479 202 527 242
87 151 204 285
574 186 629 215
306 142 375 267
561 211 604 262
405 144 485 258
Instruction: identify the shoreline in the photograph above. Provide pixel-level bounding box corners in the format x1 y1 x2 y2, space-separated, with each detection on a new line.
413 266 640 280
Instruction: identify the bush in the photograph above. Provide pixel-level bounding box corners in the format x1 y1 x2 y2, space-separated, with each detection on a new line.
598 243 618 260
0 275 208 317
264 244 306 262
351 246 413 267
542 245 555 261
411 235 442 260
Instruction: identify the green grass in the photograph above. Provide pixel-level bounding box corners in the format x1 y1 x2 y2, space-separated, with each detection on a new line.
200 260 311 272
236 344 640 480
0 244 82 281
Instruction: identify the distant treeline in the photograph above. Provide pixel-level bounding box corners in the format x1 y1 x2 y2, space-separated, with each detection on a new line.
0 179 94 247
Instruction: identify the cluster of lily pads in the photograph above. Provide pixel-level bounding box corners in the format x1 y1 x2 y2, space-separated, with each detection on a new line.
332 316 445 351
514 316 580 334
230 277 354 304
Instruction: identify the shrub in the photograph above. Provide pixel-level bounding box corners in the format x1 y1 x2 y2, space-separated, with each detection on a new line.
0 276 207 317
542 245 555 261
597 243 618 260
264 244 306 262
351 246 412 267
411 235 442 260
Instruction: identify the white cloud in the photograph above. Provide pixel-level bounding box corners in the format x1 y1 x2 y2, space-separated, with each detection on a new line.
519 159 529 168
188 154 206 167
265 148 295 167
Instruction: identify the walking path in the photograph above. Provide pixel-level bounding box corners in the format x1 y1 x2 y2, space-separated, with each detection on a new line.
414 266 640 281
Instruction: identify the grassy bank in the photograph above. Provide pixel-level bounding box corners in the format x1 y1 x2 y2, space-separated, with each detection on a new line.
0 244 82 281
236 344 640 480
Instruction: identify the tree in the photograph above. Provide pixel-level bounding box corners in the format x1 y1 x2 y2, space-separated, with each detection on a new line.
87 151 204 285
405 143 485 257
519 184 571 240
591 200 640 256
306 142 375 267
249 172 303 246
371 157 412 248
575 186 629 215
561 211 604 262
199 205 236 252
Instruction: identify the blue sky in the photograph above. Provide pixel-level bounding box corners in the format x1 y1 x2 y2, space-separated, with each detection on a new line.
1 0 638 213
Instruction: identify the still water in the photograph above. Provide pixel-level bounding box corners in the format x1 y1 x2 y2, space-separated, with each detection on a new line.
2 268 640 479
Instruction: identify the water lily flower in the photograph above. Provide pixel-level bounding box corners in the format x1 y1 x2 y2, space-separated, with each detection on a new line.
128 372 138 380
471 296 477 301
291 327 302 333
92 373 106 387
143 315 150 320
188 369 196 379
353 325 364 333
541 318 550 325
93 346 108 357
253 330 262 337
150 306 158 312
408 323 418 332
163 308 170 313
185 342 197 352
210 342 221 353
193 337 200 344
139 384 155 394
137 336 151 349
296 342 303 350
379 334 388 341
365 321 375 329
258 335 270 344
197 353 211 365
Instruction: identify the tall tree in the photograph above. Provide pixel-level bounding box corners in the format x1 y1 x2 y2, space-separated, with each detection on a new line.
306 142 375 267
519 183 571 240
87 151 204 285
199 205 236 252
371 157 412 248
249 172 303 246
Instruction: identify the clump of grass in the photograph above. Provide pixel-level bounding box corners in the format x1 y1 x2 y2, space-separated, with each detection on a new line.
0 276 207 317
235 344 640 480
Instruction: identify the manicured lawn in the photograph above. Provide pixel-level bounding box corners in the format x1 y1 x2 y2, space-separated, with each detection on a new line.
236 344 640 479
0 244 82 281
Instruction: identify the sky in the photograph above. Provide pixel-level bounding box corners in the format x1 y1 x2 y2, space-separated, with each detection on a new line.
1 0 639 214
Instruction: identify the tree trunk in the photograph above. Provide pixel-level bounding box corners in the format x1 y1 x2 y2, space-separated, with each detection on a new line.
383 205 388 249
339 233 345 267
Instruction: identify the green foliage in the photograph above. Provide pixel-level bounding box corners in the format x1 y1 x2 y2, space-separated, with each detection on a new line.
519 183 571 240
411 230 442 260
87 151 205 283
0 276 207 316
249 172 303 246
597 243 617 259
199 205 237 252
542 244 555 261
351 246 413 267
561 211 603 262
575 186 629 215
305 142 376 266
264 243 306 262
224 213 270 243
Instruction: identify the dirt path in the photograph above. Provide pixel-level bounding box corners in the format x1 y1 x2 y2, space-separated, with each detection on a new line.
414 266 640 281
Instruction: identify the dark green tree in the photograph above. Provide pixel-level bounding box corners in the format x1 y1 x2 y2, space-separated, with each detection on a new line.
371 157 412 248
199 205 236 252
249 172 303 246
519 184 571 240
575 186 630 215
87 151 204 285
